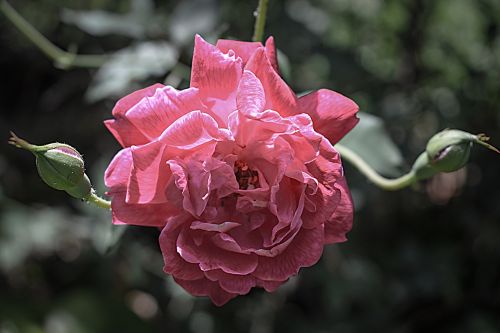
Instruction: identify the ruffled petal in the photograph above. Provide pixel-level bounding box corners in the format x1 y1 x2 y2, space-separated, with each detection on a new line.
125 87 204 140
253 225 324 281
110 191 178 227
190 35 243 125
215 39 262 66
159 215 205 280
204 269 256 295
105 83 164 147
324 175 354 244
158 110 231 149
104 148 132 189
127 141 170 204
215 37 279 73
112 83 165 117
245 48 298 117
167 157 239 217
177 226 259 275
104 118 148 148
297 89 359 145
264 36 279 73
236 70 266 118
174 277 237 306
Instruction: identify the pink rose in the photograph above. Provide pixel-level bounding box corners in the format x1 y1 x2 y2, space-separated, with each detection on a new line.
104 35 359 305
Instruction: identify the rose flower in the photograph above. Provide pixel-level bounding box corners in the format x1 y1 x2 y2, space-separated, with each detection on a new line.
104 35 359 305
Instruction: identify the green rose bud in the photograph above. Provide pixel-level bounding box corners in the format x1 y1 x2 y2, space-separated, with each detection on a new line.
426 129 499 173
426 129 473 172
9 132 92 199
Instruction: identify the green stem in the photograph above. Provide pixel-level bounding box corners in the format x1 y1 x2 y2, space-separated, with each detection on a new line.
335 144 417 191
0 1 108 69
252 0 269 42
84 191 111 209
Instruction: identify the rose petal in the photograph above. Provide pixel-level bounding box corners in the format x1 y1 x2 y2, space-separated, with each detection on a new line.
204 269 256 295
110 191 178 227
236 70 266 117
177 227 259 275
245 48 298 116
297 89 359 145
158 110 231 149
125 87 204 140
264 36 279 73
215 39 262 66
191 35 243 125
105 83 164 147
324 175 354 244
159 215 205 280
127 141 170 204
104 148 132 189
253 225 324 281
104 118 148 148
174 276 238 306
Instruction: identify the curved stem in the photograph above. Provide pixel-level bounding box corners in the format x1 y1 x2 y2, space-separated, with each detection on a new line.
335 144 417 191
1 1 108 69
252 0 269 42
85 191 111 210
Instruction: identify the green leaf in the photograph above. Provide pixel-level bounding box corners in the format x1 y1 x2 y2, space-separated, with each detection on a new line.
338 112 403 176
86 42 179 102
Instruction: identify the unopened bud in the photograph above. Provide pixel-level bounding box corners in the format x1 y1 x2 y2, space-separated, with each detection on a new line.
426 129 473 172
426 129 499 173
9 132 92 199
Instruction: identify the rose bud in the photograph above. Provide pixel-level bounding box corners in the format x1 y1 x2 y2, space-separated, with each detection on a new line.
9 132 92 199
426 129 499 173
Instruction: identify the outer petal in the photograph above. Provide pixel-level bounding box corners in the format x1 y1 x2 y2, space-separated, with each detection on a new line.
297 89 359 145
264 36 279 74
160 215 205 280
104 118 148 148
215 36 279 72
105 83 164 147
190 35 243 125
236 70 266 117
253 225 324 281
125 87 204 140
245 48 298 117
104 148 132 189
324 176 354 244
177 227 259 275
112 83 165 117
158 111 231 149
174 277 237 306
110 191 178 227
204 269 256 295
215 39 262 66
127 141 170 204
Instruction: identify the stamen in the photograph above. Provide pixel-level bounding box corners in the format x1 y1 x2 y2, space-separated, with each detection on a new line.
234 160 260 190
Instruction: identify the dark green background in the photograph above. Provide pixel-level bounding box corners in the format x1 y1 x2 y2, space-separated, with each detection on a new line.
1 0 499 332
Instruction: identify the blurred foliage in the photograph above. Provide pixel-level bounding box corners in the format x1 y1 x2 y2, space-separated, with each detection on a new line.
1 0 499 332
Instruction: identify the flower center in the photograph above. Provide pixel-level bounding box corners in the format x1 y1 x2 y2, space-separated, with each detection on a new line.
234 160 259 190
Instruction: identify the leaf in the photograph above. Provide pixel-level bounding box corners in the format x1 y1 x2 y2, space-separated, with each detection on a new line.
61 0 155 39
86 42 179 102
338 112 403 176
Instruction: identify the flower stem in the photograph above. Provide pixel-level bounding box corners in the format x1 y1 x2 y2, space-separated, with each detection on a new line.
335 144 417 191
0 0 108 69
252 0 269 42
84 191 111 210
